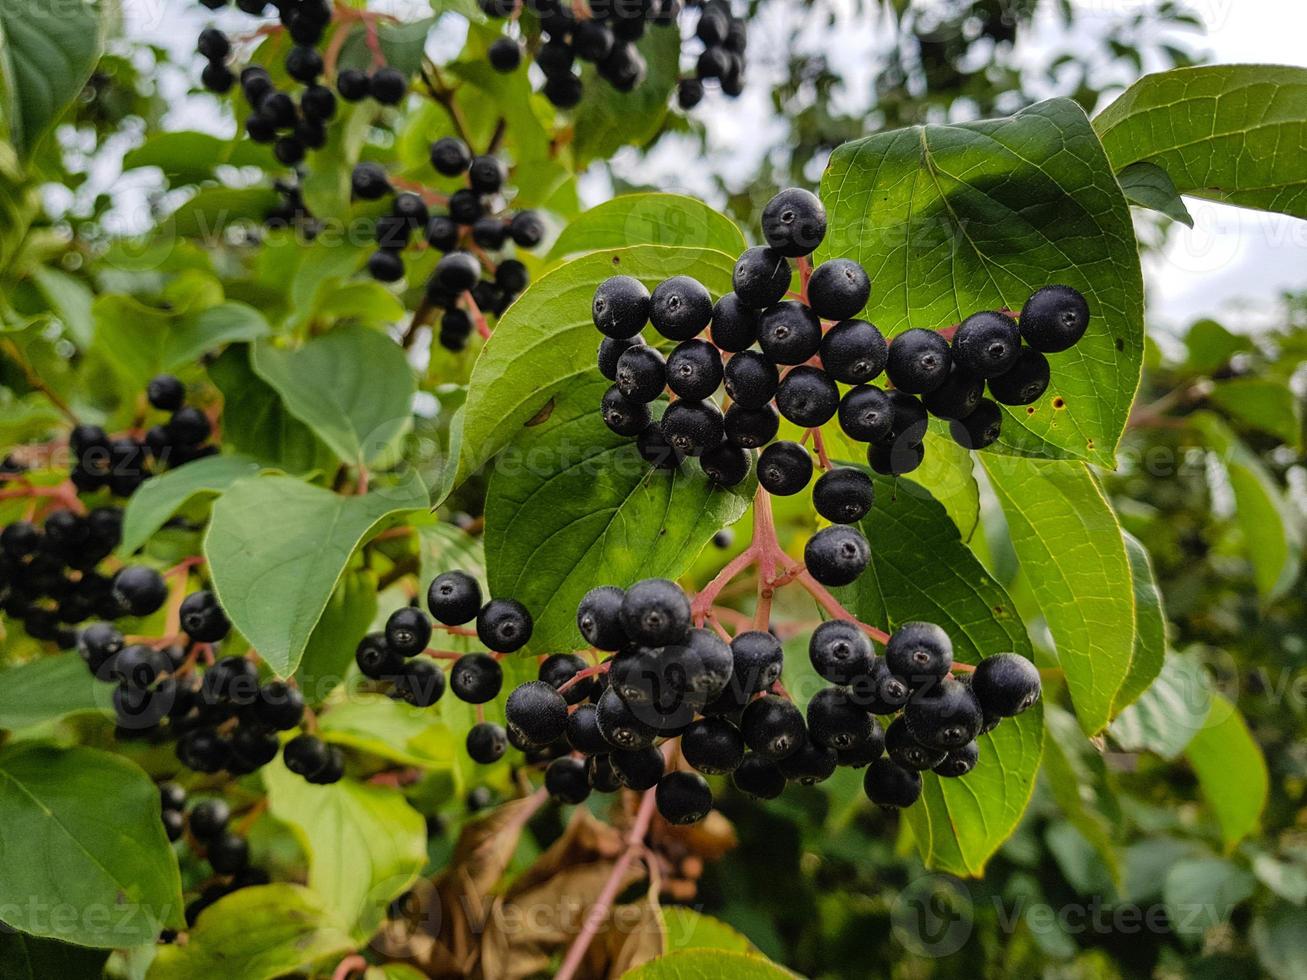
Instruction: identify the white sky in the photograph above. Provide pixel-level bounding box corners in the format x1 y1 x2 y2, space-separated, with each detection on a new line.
113 0 1307 333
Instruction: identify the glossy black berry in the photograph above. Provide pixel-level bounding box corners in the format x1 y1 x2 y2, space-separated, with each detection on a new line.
757 441 812 496
230 725 280 768
427 570 482 626
863 757 922 808
451 654 502 704
656 771 712 824
545 757 591 804
812 467 874 524
677 78 705 110
732 246 791 310
934 741 979 777
884 716 947 771
650 276 713 341
112 566 168 617
988 347 1050 405
598 336 640 382
666 340 723 400
809 686 880 753
430 136 472 176
468 155 507 195
722 350 779 408
283 734 331 780
337 69 370 101
848 657 912 714
741 694 805 760
391 659 446 707
949 398 1003 450
436 252 480 293
508 211 544 249
1020 285 1090 353
576 586 626 651
543 72 583 109
189 798 230 840
905 676 983 750
808 619 873 684
808 259 870 321
168 407 211 447
208 832 249 874
197 29 230 63
506 681 568 747
758 301 821 365
488 36 523 72
162 809 184 842
351 162 391 200
594 687 656 750
286 45 323 83
147 375 185 412
776 735 838 785
660 400 724 457
1 520 40 557
953 311 1021 378
370 68 407 105
611 746 665 790
615 345 667 403
886 328 952 394
539 653 596 704
368 250 404 283
885 621 953 685
775 366 839 426
700 442 749 487
601 386 652 436
681 717 745 774
476 598 533 653
922 366 984 421
355 632 403 679
574 20 615 61
425 215 459 252
727 629 780 693
180 591 231 643
386 607 432 656
724 404 779 449
819 318 887 384
971 652 1041 717
762 187 826 257
732 754 786 799
835 385 891 443
671 628 735 703
301 84 337 122
710 293 759 352
177 729 230 774
467 722 508 764
619 579 690 647
804 525 870 587
159 782 186 812
566 703 609 755
593 275 651 339
878 391 927 450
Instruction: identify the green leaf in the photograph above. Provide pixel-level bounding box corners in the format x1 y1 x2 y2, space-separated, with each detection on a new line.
263 762 427 940
0 654 109 731
1253 903 1307 980
207 345 337 475
572 25 680 168
1116 160 1194 226
337 18 434 78
1041 704 1122 888
1208 377 1304 450
0 0 106 163
122 131 241 188
418 520 486 593
1184 693 1267 850
547 193 748 260
295 571 379 705
834 472 1042 876
1183 319 1254 376
315 695 458 770
165 187 283 239
1191 411 1303 603
820 98 1144 466
163 302 271 368
118 454 263 557
29 265 94 346
484 379 751 654
457 245 735 491
1095 65 1307 219
1109 652 1212 759
0 743 184 947
1114 532 1167 711
0 932 109 980
621 949 793 980
1162 857 1255 939
0 391 63 445
251 326 416 467
204 472 428 675
146 884 353 980
982 457 1135 734
662 908 756 955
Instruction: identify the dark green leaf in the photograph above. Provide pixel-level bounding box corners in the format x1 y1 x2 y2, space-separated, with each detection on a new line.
1109 652 1211 759
0 654 108 732
118 454 262 557
1184 693 1268 850
1115 531 1167 710
623 949 792 980
1208 378 1304 450
0 931 109 980
1116 160 1194 226
295 571 379 705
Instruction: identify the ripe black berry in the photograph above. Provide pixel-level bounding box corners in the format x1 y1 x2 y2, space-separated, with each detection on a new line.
761 187 826 257
427 570 482 625
368 250 404 283
670 628 735 704
922 367 984 420
476 598 533 653
449 190 482 224
681 717 745 775
1 520 40 557
701 442 750 487
160 782 186 812
301 84 337 122
162 809 184 842
837 385 893 443
757 441 812 496
660 400 724 457
251 681 304 731
758 301 821 365
885 717 947 771
208 832 249 874
677 78 705 110
386 607 432 656
509 211 544 249
351 162 391 200
776 736 837 785
451 654 503 703
468 155 507 195
886 328 952 394
168 407 211 447
355 632 403 679
820 318 887 384
1020 285 1090 353
425 215 459 252
732 754 786 799
666 340 723 400
651 276 713 341
283 734 331 780
808 686 881 753
545 757 591 804
620 578 690 647
566 703 608 756
808 259 870 321
370 68 408 105
470 215 507 250
391 660 446 707
988 347 1051 405
588 755 623 793
337 69 370 101
732 247 791 310
904 676 983 750
775 366 839 426
189 799 230 840
934 741 979 777
812 467 874 524
593 275 651 339
726 630 780 693
286 45 323 83
949 398 1003 450
971 652 1041 717
722 350 779 408
883 390 929 447
602 386 651 436
724 404 779 449
577 586 627 650
741 694 804 759
506 681 568 747
231 726 280 768
177 729 230 774
885 621 953 684
574 20 615 61
112 566 168 617
863 757 922 808
849 658 912 714
436 252 481 293
180 590 230 643
488 37 523 72
656 771 712 824
612 746 665 790
197 28 230 63
595 687 656 750
598 336 640 382
539 653 596 704
147 375 185 412
710 293 759 352
467 722 508 764
953 311 1021 378
543 72 583 109
615 345 667 403
804 525 870 587
808 619 872 684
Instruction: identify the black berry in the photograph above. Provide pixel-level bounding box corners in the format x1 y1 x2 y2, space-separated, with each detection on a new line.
837 385 893 443
904 676 983 750
808 619 873 684
922 367 984 421
620 578 691 647
988 347 1051 405
722 350 779 408
545 757 591 804
1020 285 1090 353
885 622 953 684
731 629 783 692
506 681 568 747
701 442 750 487
666 340 723 400
651 276 713 341
970 652 1041 717
758 301 821 365
656 771 712 824
391 659 445 707
761 187 827 257
807 259 870 321
732 754 786 799
740 694 805 760
602 386 651 436
863 758 922 808
710 294 759 352
427 570 482 625
953 311 1021 378
804 525 870 587
949 398 1003 450
593 275 651 339
757 441 812 496
451 654 503 703
476 598 533 653
934 742 979 777
660 400 724 457
724 404 779 449
147 375 186 411
386 606 432 656
886 328 952 394
820 319 887 383
812 467 874 524
732 247 791 309
775 366 839 427
467 722 508 764
112 566 168 617
615 345 667 403
577 585 627 650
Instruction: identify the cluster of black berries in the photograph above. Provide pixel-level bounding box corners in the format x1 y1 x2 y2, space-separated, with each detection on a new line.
353 571 532 715
355 139 542 348
486 579 1041 822
676 0 749 108
159 786 272 925
265 178 318 233
69 374 216 498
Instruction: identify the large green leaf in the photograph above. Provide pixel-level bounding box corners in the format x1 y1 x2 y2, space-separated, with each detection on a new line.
1208 377 1303 451
118 454 262 557
1094 65 1307 219
1115 531 1167 710
622 950 792 980
1163 857 1256 938
147 885 353 980
1192 411 1303 603
0 744 184 947
548 193 747 260
982 457 1135 735
263 762 427 940
1109 652 1212 759
203 472 428 675
0 0 106 162
295 571 379 705
484 379 751 654
572 24 680 168
0 932 109 979
1115 160 1194 226
1041 705 1121 887
166 187 283 239
834 472 1042 876
820 98 1144 466
456 245 735 490
0 654 108 731
1184 693 1267 851
661 908 757 955
251 326 416 467
315 695 457 770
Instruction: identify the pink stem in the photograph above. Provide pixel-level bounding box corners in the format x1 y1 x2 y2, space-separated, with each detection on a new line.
794 570 890 644
331 954 367 980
